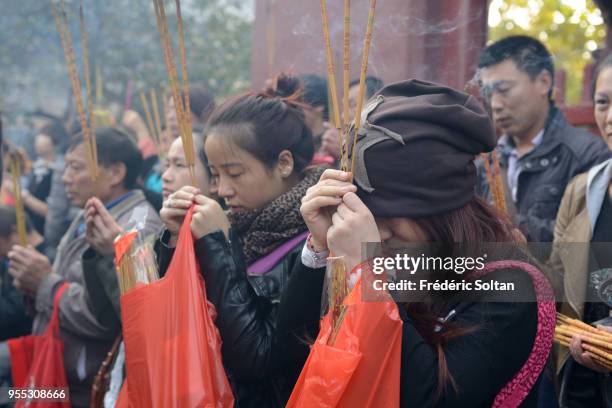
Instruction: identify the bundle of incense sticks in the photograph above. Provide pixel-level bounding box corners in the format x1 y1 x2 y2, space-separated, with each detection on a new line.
481 152 507 214
8 151 28 246
51 0 98 181
326 256 349 346
115 231 159 295
319 0 378 344
555 313 612 370
152 0 196 184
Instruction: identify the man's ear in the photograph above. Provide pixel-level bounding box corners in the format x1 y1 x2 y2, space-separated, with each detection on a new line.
536 70 553 99
107 162 128 189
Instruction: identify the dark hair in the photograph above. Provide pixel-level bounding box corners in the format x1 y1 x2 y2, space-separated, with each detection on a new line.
205 73 315 174
187 85 215 123
299 74 329 120
194 131 212 179
406 197 518 399
68 127 143 189
478 35 555 100
593 52 612 98
0 205 33 238
0 113 3 190
38 120 69 153
349 76 385 100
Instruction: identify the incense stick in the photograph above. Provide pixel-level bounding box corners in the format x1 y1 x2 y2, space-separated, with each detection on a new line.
266 0 276 77
139 89 157 144
160 82 168 128
95 65 103 105
174 0 195 181
319 0 341 131
491 150 507 214
350 0 377 176
52 0 98 182
79 0 97 179
340 0 351 172
150 88 163 146
152 0 195 184
9 153 27 247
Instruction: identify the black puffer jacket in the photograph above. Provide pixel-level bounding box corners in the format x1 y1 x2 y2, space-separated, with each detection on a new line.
158 229 324 408
476 107 611 242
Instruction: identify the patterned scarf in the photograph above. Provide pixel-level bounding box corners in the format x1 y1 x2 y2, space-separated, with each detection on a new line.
228 166 325 265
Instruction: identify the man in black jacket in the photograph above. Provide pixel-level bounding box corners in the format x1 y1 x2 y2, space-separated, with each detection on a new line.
477 35 611 243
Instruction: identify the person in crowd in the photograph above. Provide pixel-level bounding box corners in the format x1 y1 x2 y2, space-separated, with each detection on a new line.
0 128 162 408
43 121 79 262
298 74 328 144
547 53 612 407
9 121 68 234
165 85 216 138
0 207 43 342
159 73 323 407
476 35 611 243
161 136 213 202
319 75 384 162
297 79 555 407
76 133 214 407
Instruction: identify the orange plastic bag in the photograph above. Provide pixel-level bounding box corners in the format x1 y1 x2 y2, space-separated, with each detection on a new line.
120 207 234 407
7 283 71 407
287 273 403 407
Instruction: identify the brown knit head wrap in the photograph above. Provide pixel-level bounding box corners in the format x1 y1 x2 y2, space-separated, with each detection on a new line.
351 79 496 217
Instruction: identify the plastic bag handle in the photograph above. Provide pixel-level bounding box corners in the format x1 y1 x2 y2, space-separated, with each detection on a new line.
175 206 195 249
46 282 69 338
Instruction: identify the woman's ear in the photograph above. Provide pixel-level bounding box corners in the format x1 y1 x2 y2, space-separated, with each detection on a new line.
277 150 295 178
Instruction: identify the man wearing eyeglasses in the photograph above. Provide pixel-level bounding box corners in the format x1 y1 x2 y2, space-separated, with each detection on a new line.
477 35 610 243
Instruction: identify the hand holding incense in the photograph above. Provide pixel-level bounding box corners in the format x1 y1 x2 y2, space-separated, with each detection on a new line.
555 313 612 370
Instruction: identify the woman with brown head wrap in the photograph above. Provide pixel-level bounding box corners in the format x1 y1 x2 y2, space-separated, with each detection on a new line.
298 79 555 406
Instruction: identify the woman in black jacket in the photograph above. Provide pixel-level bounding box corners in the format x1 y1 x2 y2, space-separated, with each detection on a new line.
296 79 555 407
159 74 325 407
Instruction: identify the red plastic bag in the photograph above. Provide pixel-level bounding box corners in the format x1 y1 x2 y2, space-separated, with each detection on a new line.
120 207 234 407
287 273 403 408
7 282 71 408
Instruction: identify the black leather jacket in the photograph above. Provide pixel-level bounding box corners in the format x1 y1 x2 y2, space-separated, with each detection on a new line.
158 229 324 408
476 108 611 242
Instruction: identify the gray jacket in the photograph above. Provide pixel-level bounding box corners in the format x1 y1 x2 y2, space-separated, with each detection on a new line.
476 108 611 242
32 190 162 408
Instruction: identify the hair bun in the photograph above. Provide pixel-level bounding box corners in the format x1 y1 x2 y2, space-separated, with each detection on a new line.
262 73 303 99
